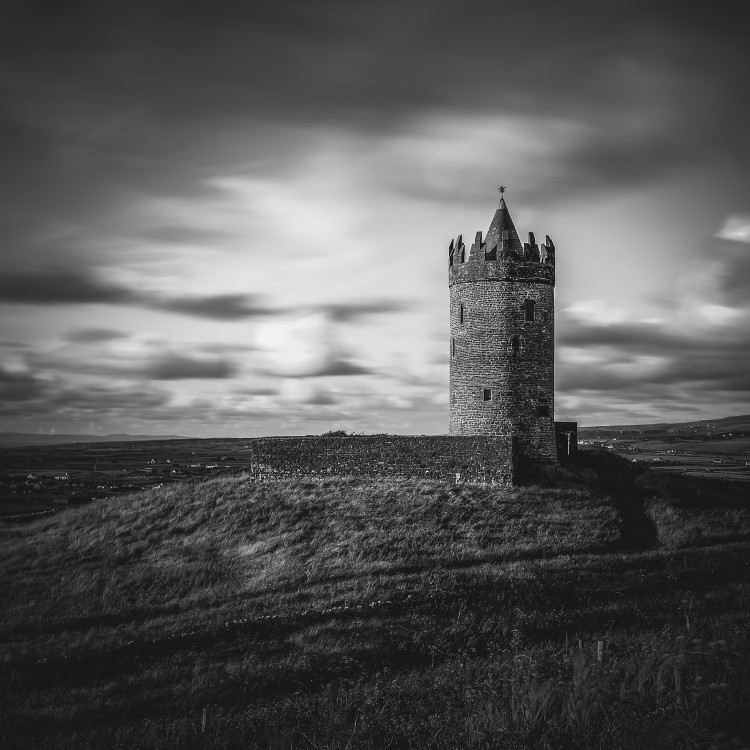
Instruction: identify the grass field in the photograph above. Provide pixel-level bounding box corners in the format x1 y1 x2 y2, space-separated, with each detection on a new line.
1 450 749 749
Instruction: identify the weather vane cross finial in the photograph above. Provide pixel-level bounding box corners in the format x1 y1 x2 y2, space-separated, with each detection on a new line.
498 185 506 196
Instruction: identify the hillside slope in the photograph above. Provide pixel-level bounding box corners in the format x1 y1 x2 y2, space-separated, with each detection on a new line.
2 453 749 749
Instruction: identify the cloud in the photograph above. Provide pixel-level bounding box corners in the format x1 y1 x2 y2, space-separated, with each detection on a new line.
255 312 374 378
0 269 131 305
25 334 245 384
556 214 750 423
0 367 46 401
142 354 236 380
48 384 172 412
154 294 274 320
714 246 750 308
0 268 275 320
0 0 747 435
558 346 750 395
233 386 277 396
280 380 339 405
0 367 172 419
322 299 408 322
3 0 744 219
716 214 750 243
559 323 707 351
138 225 232 245
66 327 128 343
293 359 371 379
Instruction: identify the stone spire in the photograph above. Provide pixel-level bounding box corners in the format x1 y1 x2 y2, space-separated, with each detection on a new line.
484 196 523 257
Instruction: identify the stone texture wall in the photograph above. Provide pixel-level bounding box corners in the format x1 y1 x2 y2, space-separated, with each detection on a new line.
449 243 556 460
241 435 514 484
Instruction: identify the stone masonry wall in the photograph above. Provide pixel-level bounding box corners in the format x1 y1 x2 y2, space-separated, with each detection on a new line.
449 256 556 460
241 435 514 484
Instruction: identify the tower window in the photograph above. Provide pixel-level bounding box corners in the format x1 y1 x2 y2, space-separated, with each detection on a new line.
524 299 536 322
511 335 520 355
501 230 509 252
537 402 550 417
451 338 455 357
483 388 492 402
459 303 465 324
542 311 549 323
485 244 497 261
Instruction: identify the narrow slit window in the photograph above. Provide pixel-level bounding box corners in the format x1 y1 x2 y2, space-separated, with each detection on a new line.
451 338 455 357
525 299 536 322
511 335 520 355
483 388 492 402
459 303 464 324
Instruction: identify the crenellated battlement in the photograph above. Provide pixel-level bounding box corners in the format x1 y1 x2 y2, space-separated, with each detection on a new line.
448 196 555 287
448 231 554 265
449 229 555 287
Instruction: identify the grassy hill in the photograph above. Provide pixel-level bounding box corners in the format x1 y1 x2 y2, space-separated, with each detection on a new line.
2 451 749 749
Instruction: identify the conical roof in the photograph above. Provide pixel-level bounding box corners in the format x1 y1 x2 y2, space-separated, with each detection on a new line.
484 197 523 256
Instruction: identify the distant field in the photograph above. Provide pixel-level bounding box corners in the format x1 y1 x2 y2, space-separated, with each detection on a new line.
0 438 261 515
2 451 749 749
578 421 750 482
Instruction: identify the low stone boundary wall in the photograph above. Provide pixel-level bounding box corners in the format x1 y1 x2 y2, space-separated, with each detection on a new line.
242 435 514 485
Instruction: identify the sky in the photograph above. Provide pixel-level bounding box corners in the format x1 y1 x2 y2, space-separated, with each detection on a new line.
1 0 749 437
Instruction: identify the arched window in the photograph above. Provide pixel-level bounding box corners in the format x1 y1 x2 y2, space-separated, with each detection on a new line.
524 299 535 322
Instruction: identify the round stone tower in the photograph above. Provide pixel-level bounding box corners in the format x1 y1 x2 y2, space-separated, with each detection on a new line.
448 193 556 460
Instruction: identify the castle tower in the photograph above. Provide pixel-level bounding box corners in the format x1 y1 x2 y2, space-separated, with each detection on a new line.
448 192 556 460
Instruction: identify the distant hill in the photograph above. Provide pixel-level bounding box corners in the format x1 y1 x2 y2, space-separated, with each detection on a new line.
579 414 750 439
0 432 191 448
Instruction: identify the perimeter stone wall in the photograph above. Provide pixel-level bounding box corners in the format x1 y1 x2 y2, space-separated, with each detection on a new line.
242 435 514 485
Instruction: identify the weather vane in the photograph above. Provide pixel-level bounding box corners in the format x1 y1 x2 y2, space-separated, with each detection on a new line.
498 185 506 195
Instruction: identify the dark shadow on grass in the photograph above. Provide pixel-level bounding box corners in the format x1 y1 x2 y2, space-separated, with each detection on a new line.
516 450 659 550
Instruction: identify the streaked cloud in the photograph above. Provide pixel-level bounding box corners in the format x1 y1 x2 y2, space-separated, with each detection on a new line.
142 354 237 380
557 214 750 423
716 214 750 243
0 0 747 434
0 268 275 319
65 327 128 343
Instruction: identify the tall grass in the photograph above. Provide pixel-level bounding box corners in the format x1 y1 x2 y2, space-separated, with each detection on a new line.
1 452 749 748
